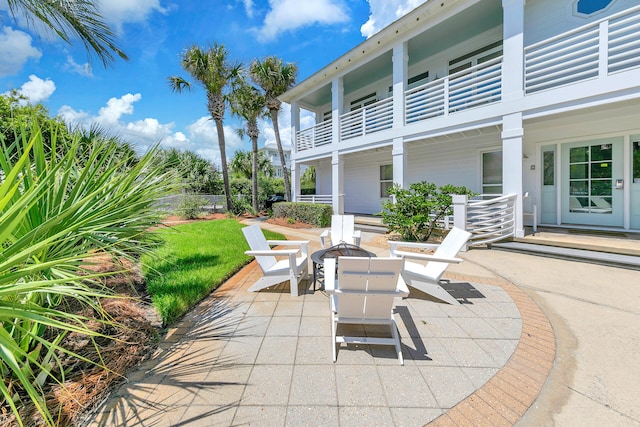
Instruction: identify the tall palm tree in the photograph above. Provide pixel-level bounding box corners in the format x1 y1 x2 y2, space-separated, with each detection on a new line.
4 0 127 65
230 81 266 212
249 56 298 201
168 44 241 211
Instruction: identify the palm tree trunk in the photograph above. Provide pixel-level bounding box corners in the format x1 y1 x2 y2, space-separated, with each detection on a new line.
270 109 291 201
251 135 259 212
214 118 233 210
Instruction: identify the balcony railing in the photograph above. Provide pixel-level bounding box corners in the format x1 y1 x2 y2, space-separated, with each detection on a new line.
525 5 640 93
405 56 502 124
340 97 393 141
296 194 333 205
296 119 332 151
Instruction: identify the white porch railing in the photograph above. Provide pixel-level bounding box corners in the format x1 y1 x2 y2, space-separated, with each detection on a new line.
454 193 517 247
296 119 332 152
524 5 640 93
296 194 333 205
405 56 502 124
340 97 393 140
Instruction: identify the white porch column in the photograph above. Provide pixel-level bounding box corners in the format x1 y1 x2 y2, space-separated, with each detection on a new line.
290 101 300 154
291 160 300 202
502 112 524 237
332 151 344 214
392 42 408 128
502 0 525 101
392 137 408 189
331 77 344 145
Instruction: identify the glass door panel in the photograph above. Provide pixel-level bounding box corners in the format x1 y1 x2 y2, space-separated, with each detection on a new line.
562 139 623 226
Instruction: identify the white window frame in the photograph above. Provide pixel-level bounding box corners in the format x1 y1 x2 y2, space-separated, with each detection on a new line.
379 163 393 198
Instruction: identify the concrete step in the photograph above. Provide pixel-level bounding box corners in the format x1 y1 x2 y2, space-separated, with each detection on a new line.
491 241 640 270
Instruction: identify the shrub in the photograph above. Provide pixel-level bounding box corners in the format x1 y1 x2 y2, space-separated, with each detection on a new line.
272 202 332 227
380 181 475 241
175 194 208 219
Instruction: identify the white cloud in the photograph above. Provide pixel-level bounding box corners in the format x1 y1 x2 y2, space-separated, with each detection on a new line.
186 116 244 165
56 93 252 167
13 74 56 104
0 26 42 76
58 93 185 154
97 93 142 124
64 55 93 77
360 0 427 38
257 0 349 42
242 0 255 18
100 0 169 32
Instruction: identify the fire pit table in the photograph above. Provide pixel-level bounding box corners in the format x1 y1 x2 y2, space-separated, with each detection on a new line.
310 242 376 290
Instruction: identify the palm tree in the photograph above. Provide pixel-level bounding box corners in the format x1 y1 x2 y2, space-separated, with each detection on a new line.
249 56 298 201
230 150 274 180
230 81 266 212
168 44 242 211
4 0 127 65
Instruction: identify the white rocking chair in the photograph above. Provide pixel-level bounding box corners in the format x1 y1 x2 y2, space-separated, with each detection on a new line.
320 215 362 248
326 256 409 365
389 227 471 305
242 224 309 297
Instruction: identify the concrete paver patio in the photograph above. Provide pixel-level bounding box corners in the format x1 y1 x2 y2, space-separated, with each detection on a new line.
88 222 558 427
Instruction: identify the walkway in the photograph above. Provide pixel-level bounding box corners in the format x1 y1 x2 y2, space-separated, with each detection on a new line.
87 221 640 426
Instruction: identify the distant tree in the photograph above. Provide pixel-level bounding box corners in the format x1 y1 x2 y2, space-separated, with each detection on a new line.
230 150 274 180
230 81 267 212
301 166 316 184
4 0 127 66
156 148 222 194
168 44 241 211
249 56 298 201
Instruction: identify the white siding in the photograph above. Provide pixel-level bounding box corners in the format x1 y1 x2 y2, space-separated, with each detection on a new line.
407 134 502 193
343 149 393 214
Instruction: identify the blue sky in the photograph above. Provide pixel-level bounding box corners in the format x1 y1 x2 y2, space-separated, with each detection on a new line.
0 0 426 166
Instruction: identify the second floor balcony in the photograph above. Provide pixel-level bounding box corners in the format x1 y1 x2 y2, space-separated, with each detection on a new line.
293 4 640 153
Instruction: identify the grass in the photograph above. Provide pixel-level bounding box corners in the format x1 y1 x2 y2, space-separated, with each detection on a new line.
143 220 283 325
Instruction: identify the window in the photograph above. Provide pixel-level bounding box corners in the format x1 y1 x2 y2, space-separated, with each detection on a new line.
449 41 503 75
568 144 612 214
575 0 614 16
350 92 377 111
380 164 393 197
482 150 503 194
543 150 555 186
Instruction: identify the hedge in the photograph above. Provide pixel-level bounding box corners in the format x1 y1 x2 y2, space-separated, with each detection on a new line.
272 202 332 227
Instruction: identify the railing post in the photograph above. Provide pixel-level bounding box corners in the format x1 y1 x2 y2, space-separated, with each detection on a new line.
453 194 469 251
598 20 609 77
443 76 450 115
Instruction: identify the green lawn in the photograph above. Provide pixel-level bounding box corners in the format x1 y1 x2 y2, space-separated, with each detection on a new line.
143 219 283 325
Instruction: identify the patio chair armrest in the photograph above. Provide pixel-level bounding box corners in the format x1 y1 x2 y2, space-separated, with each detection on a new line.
396 275 410 297
353 230 362 246
324 258 337 292
245 249 300 257
393 250 462 264
389 240 440 255
320 230 330 248
267 240 309 247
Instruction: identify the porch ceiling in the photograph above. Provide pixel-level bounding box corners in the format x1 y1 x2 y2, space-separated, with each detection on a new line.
408 0 502 66
294 0 502 109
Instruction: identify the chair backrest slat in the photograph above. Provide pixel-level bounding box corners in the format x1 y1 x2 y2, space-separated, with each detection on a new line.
242 224 276 271
336 257 403 320
331 214 356 245
424 227 471 279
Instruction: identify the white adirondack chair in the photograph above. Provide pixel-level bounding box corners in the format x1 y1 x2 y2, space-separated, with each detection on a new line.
320 215 362 248
242 224 309 297
326 256 409 365
388 227 472 305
